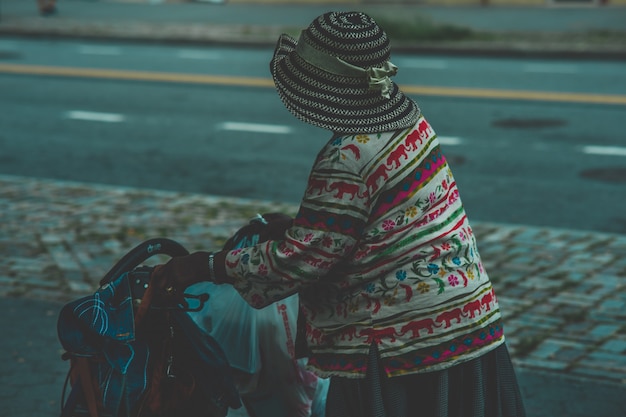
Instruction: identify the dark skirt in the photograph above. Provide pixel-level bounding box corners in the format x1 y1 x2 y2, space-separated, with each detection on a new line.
325 343 525 417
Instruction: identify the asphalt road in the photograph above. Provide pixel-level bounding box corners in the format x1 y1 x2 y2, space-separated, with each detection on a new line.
1 37 626 234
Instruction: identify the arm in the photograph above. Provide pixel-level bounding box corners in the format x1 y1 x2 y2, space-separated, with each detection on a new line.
224 145 370 308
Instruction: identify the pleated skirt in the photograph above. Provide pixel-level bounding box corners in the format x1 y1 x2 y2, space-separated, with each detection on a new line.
325 343 525 417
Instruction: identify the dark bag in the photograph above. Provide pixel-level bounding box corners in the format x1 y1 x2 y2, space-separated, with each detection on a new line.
57 238 242 417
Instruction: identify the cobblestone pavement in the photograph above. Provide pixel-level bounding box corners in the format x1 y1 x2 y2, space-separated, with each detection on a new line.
2 174 626 388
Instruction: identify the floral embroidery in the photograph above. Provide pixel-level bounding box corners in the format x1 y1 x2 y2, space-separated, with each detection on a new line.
384 295 396 306
251 294 263 307
427 263 439 275
396 270 407 281
382 219 396 231
281 247 295 257
417 281 430 293
448 275 459 287
356 134 369 144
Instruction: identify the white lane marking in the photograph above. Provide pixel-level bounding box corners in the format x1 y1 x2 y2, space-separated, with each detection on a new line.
65 110 125 123
523 64 579 74
401 59 448 69
218 122 292 134
438 136 462 146
582 145 626 157
78 45 122 56
177 50 221 60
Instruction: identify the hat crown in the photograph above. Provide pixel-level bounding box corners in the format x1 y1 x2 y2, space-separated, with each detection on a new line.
305 11 390 69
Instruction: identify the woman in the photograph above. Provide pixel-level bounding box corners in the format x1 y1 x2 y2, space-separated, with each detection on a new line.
153 11 526 417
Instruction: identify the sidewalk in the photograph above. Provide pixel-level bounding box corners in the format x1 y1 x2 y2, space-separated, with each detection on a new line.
0 0 625 58
1 1 626 416
1 174 626 416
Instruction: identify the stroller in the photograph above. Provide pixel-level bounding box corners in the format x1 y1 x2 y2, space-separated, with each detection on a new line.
57 215 328 417
56 238 242 417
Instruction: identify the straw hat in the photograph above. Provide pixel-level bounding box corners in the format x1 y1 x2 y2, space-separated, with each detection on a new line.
270 11 420 134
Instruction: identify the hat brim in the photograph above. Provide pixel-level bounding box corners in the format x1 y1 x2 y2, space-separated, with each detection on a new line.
270 34 420 134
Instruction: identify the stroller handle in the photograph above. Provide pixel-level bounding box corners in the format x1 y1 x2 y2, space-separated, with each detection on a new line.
99 238 189 287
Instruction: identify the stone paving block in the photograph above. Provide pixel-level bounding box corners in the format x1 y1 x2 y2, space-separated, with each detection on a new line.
8 257 53 274
600 339 626 354
518 276 563 290
589 311 626 322
563 241 598 253
554 346 588 363
26 288 72 301
588 324 622 340
600 299 626 311
40 234 64 244
18 275 60 289
515 313 562 330
72 249 95 268
509 229 546 244
530 339 563 360
596 275 625 289
64 270 94 294
551 291 603 308
102 239 124 253
496 295 534 317
497 287 531 303
591 253 617 265
474 226 517 244
0 275 16 285
570 366 626 384
567 253 609 272
516 357 569 371
561 271 586 282
46 244 81 272
559 321 595 337
524 301 555 316
586 351 626 370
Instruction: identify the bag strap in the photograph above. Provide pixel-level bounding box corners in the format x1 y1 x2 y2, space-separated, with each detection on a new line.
76 357 100 417
99 238 189 286
60 357 101 417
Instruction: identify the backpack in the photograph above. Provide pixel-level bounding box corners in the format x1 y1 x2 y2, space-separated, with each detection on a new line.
57 238 242 417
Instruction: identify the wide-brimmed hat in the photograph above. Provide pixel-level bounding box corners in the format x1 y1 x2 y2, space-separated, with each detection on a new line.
270 11 420 134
